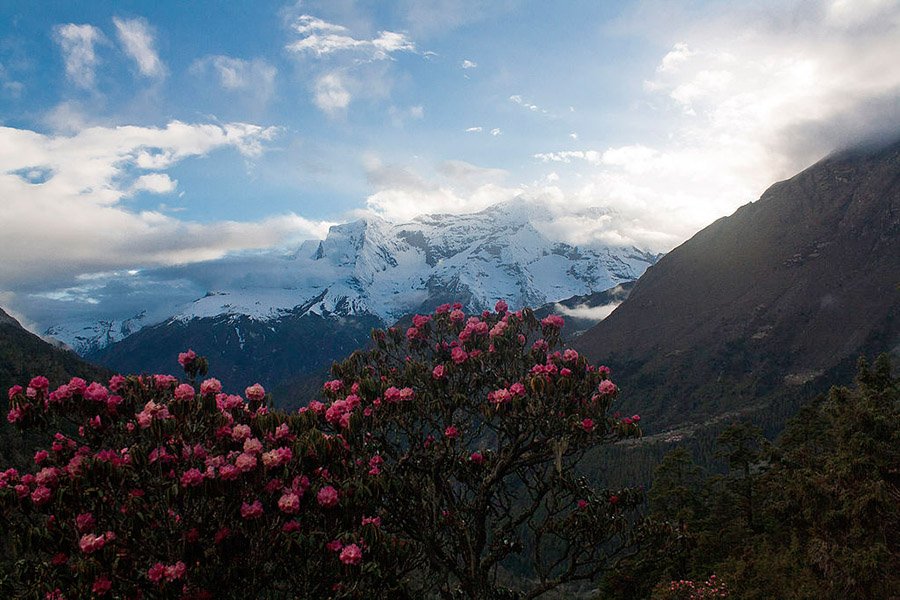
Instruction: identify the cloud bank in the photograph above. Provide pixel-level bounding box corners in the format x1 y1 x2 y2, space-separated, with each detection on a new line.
0 121 329 292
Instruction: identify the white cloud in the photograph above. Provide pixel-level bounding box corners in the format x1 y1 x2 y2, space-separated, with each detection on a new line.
314 72 351 115
131 173 177 195
553 301 622 322
527 0 900 251
490 128 501 136
461 59 478 69
286 15 416 61
54 23 105 89
0 121 331 291
193 55 277 103
465 126 483 133
113 17 165 78
363 156 519 222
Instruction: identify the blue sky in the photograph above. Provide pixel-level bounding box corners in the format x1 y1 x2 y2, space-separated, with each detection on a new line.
1 0 899 328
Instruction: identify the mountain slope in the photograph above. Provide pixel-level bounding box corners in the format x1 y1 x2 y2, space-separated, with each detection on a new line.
574 140 900 433
0 307 111 466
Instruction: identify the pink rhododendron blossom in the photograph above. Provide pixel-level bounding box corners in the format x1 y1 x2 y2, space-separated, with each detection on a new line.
432 365 445 379
470 452 484 465
541 315 564 329
278 492 301 514
200 378 222 396
92 576 112 595
340 543 363 565
31 486 52 506
495 299 508 313
245 383 265 401
177 349 196 367
234 452 257 473
29 376 50 391
231 424 251 441
581 418 595 432
173 384 194 401
444 425 459 439
326 539 343 552
180 468 204 488
240 500 263 520
598 380 617 395
243 437 263 454
84 383 109 402
317 485 339 508
451 347 468 364
8 384 22 400
76 512 95 532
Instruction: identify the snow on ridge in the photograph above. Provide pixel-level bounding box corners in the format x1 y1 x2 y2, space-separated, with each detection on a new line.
46 203 660 352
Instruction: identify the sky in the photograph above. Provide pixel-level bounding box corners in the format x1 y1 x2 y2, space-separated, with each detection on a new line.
1 0 899 330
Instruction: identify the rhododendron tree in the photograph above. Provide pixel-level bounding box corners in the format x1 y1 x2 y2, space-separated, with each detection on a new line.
316 303 643 598
2 303 643 599
1 366 413 598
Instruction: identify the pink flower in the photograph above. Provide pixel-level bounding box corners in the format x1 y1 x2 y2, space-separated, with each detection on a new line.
323 380 343 393
449 309 465 323
444 425 459 439
577 499 588 510
240 500 264 519
432 365 445 379
147 562 166 583
180 468 204 488
326 539 343 552
234 452 257 473
200 378 222 396
581 418 595 432
317 485 340 508
598 380 617 396
31 486 52 506
399 387 414 401
177 349 196 367
165 562 186 581
245 383 265 401
243 437 263 454
563 349 579 362
406 326 420 341
278 492 301 514
509 382 526 397
79 532 111 554
282 520 301 533
541 315 564 329
36 467 59 488
488 388 511 406
34 450 49 465
339 543 363 565
413 314 432 328
76 512 95 532
469 452 484 465
174 384 195 402
451 347 468 364
29 376 50 391
384 387 401 403
8 385 22 400
108 375 126 392
231 424 252 441
362 516 381 527
495 299 508 313
92 576 112 595
84 382 108 402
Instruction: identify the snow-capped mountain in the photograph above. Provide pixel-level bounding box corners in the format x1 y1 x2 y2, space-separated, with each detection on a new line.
45 201 658 402
171 202 657 326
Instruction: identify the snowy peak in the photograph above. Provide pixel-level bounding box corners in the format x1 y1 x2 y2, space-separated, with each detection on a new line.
46 202 661 352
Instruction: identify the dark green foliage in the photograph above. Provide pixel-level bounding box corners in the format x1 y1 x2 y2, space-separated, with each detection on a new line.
606 355 899 599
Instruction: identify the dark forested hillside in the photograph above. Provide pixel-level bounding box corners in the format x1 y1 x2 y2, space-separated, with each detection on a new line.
0 307 111 466
574 139 900 435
